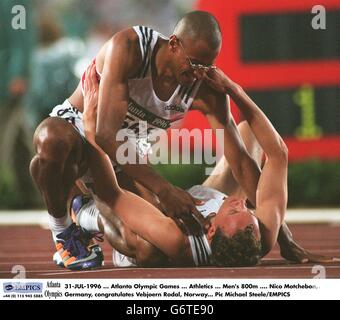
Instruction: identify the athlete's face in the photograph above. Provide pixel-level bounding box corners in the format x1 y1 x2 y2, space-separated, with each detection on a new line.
169 36 219 87
209 196 260 240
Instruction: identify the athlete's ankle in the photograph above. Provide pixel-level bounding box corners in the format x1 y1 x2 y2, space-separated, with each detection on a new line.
48 213 72 242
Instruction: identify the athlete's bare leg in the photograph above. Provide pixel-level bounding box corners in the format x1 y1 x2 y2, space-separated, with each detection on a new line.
30 117 87 219
80 195 169 267
30 116 158 217
203 121 263 197
68 169 167 266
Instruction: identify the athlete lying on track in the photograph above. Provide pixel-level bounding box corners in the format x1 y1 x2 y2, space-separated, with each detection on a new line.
57 64 338 268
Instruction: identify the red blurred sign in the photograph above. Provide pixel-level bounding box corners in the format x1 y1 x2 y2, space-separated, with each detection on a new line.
180 0 340 161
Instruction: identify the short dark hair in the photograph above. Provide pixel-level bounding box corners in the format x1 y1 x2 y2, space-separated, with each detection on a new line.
210 225 262 267
173 11 222 51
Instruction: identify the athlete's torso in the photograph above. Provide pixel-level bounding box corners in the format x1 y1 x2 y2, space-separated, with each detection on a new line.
185 185 227 266
121 184 227 267
79 26 202 157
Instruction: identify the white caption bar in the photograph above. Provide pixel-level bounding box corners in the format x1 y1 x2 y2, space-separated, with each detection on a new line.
1 279 340 300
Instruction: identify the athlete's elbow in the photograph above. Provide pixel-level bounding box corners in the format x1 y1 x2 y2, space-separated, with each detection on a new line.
270 139 288 163
278 139 288 161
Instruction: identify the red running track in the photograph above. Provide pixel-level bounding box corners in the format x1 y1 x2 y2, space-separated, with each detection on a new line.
0 224 339 279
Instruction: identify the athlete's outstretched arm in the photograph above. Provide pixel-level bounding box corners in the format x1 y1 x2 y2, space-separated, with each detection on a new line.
94 29 169 199
203 69 287 253
204 69 340 261
231 88 288 253
226 83 339 261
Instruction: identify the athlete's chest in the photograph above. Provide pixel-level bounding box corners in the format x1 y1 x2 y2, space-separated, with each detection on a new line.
152 75 178 101
126 78 191 132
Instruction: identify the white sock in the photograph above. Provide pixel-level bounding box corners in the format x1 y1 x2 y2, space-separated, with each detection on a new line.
48 213 72 242
76 199 100 234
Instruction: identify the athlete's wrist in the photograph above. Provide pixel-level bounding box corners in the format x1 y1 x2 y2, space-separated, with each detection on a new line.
225 81 242 96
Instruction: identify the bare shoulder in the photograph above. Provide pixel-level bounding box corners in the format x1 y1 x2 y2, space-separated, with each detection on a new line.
111 27 140 47
97 27 143 78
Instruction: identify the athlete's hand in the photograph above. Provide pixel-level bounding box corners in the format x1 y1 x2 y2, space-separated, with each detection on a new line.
280 240 340 263
158 185 209 234
83 61 99 130
203 67 235 94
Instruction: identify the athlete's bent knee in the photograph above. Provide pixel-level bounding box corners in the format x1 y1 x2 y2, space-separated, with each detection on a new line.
33 118 79 162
